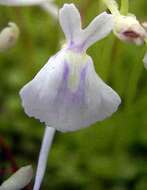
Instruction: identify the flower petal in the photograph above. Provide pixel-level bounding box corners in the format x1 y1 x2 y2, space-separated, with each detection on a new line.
0 166 33 190
80 12 114 50
59 4 81 45
59 5 113 52
20 50 121 132
0 0 47 6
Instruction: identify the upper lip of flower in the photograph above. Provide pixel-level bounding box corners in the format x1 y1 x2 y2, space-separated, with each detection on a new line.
59 3 114 53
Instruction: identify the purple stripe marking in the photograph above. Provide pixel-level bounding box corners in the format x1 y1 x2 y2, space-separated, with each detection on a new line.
54 60 89 108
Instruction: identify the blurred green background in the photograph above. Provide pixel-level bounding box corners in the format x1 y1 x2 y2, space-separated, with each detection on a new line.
0 0 147 189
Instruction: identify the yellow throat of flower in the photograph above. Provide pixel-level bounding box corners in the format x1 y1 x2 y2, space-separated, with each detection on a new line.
64 50 90 92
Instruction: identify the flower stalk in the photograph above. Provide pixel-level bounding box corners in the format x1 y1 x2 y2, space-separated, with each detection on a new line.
120 0 129 15
102 0 120 16
33 127 56 190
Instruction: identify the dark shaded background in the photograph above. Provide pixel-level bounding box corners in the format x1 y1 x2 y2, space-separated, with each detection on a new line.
0 0 147 189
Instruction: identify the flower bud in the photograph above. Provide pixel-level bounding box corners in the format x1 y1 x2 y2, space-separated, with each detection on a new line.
114 14 147 45
0 22 20 52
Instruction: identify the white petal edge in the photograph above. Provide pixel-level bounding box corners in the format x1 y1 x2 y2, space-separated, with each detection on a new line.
59 3 82 44
0 165 33 190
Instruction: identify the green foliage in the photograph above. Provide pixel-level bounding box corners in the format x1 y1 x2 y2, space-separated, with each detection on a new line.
0 0 147 190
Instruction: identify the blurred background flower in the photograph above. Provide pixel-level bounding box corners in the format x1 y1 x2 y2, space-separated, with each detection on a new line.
0 0 48 6
0 22 20 52
0 0 147 190
0 165 33 190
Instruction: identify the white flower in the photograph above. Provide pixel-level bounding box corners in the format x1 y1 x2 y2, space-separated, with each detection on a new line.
20 4 121 132
0 22 20 52
0 165 33 190
103 0 147 45
114 14 147 45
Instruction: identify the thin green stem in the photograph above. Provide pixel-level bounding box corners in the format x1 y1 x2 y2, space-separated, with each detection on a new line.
120 0 129 15
102 0 120 16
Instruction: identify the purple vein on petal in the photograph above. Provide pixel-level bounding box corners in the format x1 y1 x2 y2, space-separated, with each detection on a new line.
54 60 89 107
